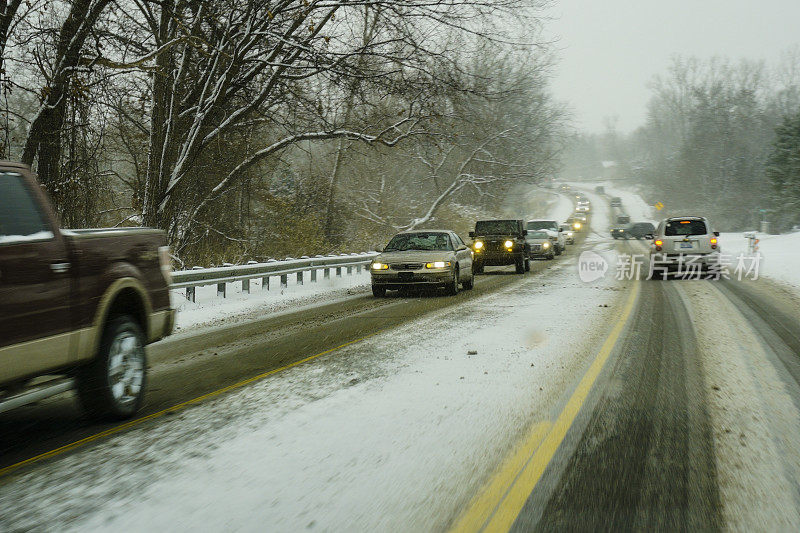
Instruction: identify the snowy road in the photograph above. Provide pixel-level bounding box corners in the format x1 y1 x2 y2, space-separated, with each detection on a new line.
3 187 800 531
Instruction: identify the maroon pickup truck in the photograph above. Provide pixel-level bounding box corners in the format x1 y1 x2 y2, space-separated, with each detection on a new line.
0 162 174 419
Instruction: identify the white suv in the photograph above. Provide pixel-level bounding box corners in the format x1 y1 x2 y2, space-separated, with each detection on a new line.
649 216 720 273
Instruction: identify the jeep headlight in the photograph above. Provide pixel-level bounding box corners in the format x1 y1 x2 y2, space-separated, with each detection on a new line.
473 241 484 250
371 262 389 270
504 240 514 248
425 261 450 269
543 242 550 248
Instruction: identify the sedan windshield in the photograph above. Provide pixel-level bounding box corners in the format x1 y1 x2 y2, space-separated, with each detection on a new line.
384 233 452 251
665 219 708 236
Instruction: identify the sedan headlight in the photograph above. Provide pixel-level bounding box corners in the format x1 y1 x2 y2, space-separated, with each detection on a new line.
473 241 484 250
425 261 451 269
573 222 582 230
504 240 514 248
567 232 574 237
371 262 389 270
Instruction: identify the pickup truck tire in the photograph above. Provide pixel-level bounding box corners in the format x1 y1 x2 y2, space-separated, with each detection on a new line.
524 258 531 272
76 315 147 420
473 262 484 275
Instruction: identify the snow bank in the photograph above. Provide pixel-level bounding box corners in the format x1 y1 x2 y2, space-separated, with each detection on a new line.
718 231 800 292
171 271 371 332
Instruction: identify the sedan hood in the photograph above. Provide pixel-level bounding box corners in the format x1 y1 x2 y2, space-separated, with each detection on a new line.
375 250 454 263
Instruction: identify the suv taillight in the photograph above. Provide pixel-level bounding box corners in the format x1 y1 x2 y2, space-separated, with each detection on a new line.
654 239 663 252
710 237 718 249
159 246 173 284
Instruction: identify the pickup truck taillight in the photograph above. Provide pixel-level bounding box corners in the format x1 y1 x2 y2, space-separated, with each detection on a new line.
159 246 172 284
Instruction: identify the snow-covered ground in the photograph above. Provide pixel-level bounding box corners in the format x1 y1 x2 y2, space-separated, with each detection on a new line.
718 231 800 293
170 270 371 333
0 247 627 532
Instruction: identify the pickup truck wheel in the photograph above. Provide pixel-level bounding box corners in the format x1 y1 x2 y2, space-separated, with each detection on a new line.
555 246 562 256
515 257 525 274
76 315 146 420
372 285 386 297
524 258 531 272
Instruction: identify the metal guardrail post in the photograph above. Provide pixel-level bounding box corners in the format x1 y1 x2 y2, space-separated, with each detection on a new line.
217 282 226 298
324 268 330 279
262 276 269 290
311 269 317 282
242 278 250 293
297 271 303 285
336 266 342 277
356 264 361 274
186 286 195 302
280 274 288 289
346 265 353 275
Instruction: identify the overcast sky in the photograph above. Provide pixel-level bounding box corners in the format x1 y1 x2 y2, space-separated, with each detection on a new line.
545 0 800 134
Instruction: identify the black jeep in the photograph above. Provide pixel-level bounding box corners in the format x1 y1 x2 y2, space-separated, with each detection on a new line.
469 219 530 274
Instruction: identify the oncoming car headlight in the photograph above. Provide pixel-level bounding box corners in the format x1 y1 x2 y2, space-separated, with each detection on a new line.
425 261 451 269
573 222 582 230
473 241 484 250
542 242 550 248
567 232 574 237
504 240 514 248
371 262 389 270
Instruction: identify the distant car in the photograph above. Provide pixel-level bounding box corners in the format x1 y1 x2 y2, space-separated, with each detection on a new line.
560 184 571 192
470 219 529 274
611 222 654 239
650 216 721 276
616 214 630 225
526 230 555 260
575 213 588 223
559 224 575 244
566 216 583 232
526 219 566 255
370 230 474 296
610 197 622 207
595 185 605 194
576 203 590 213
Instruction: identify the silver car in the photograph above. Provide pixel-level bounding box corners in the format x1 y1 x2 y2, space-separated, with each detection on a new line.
370 230 474 297
526 230 555 259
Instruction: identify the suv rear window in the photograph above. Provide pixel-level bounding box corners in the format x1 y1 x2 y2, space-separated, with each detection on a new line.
475 220 518 235
0 172 51 242
665 219 708 236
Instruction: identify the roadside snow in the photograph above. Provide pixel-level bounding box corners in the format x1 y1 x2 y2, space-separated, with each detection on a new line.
679 283 800 530
717 231 800 293
171 271 371 332
0 248 629 532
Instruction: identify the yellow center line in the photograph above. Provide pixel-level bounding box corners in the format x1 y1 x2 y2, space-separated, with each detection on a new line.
0 329 384 479
450 280 641 533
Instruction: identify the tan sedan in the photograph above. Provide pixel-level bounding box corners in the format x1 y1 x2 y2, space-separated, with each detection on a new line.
370 230 474 297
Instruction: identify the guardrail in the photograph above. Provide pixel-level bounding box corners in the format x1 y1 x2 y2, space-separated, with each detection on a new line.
171 252 379 302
